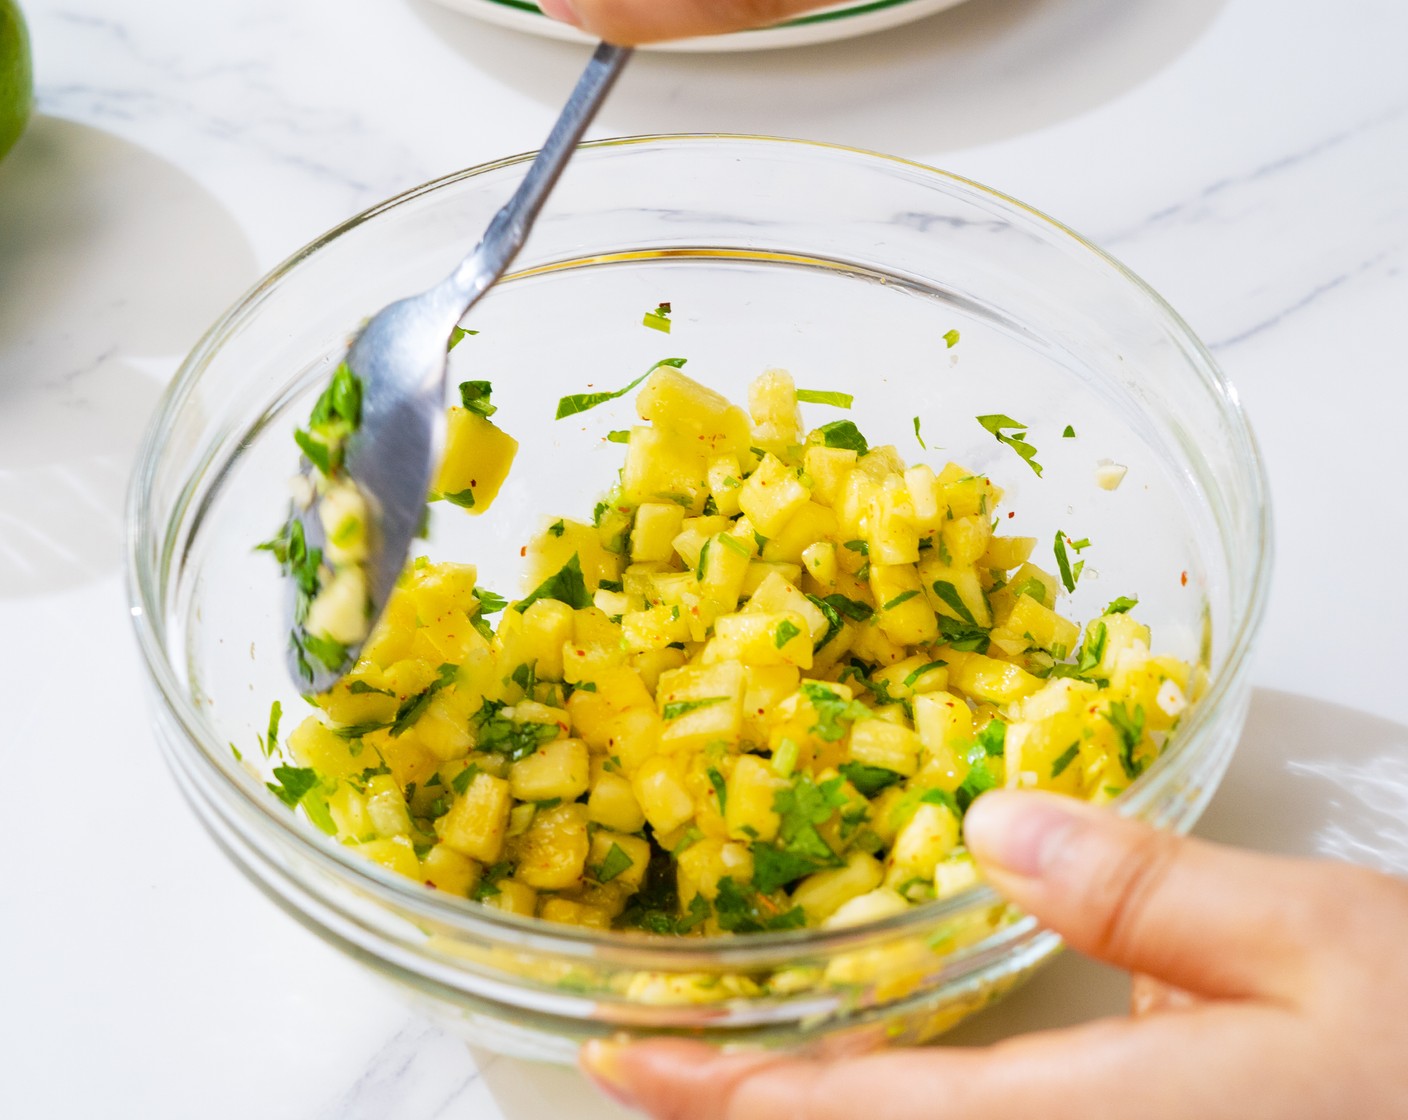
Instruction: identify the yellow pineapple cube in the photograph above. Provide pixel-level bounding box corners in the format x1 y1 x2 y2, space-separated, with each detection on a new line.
422 845 481 897
631 502 686 563
748 368 802 451
918 556 992 629
433 407 518 513
439 771 513 862
523 519 622 597
512 802 590 890
708 610 813 669
287 717 365 780
587 770 647 833
868 478 920 565
946 651 1044 705
484 879 537 916
886 802 960 886
761 502 839 565
803 445 858 507
676 837 754 903
509 737 590 802
354 835 420 880
724 755 785 842
588 830 652 890
791 852 884 923
983 535 1037 571
657 661 745 750
636 366 753 459
707 455 745 517
739 453 811 537
848 719 922 776
621 426 708 512
868 564 939 646
941 515 992 567
632 754 697 833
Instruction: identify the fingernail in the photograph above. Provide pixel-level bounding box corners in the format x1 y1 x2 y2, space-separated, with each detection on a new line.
537 0 582 26
581 1039 639 1111
964 792 1083 879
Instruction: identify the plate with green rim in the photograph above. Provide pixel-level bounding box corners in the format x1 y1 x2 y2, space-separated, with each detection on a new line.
427 0 971 52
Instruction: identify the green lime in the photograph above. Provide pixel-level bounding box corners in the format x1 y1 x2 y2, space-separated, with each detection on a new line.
1 0 33 161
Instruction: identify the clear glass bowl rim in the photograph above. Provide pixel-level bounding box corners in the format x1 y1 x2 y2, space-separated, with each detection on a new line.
125 132 1273 969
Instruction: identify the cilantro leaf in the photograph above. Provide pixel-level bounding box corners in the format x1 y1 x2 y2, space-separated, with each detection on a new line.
800 682 870 742
882 590 919 611
1051 742 1080 778
902 660 947 689
555 358 686 420
263 700 283 758
472 698 560 762
1104 595 1139 615
448 325 479 350
976 414 1043 477
1062 424 1076 438
817 420 868 454
773 619 802 648
661 696 727 721
706 766 728 815
930 580 978 626
268 765 320 809
1054 532 1078 593
796 389 854 408
595 843 634 884
975 718 1006 757
913 415 926 449
838 761 904 796
457 380 496 417
515 553 591 613
1105 701 1147 780
389 663 459 737
806 594 844 652
820 593 873 622
943 329 961 348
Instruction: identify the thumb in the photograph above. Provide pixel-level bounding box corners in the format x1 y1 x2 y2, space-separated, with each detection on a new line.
963 791 1329 1002
537 0 823 45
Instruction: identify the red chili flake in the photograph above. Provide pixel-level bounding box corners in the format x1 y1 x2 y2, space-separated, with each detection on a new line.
520 546 527 557
470 479 477 487
1180 571 1189 586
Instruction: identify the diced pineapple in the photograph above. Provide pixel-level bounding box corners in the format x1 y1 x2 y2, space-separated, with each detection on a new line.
913 691 975 790
354 835 420 879
871 654 949 700
724 755 785 842
656 661 745 751
632 755 697 833
287 717 366 780
918 556 992 629
621 605 692 653
739 453 811 537
523 519 622 596
364 774 413 836
439 771 513 862
801 541 837 585
509 737 590 802
587 770 647 833
868 477 920 565
868 564 939 646
484 879 537 916
513 802 590 890
707 455 745 518
434 407 519 513
744 571 828 643
848 718 923 777
708 610 813 670
422 845 481 896
945 650 1044 704
621 426 708 512
588 830 652 890
672 515 733 570
886 801 960 886
762 502 839 565
902 464 944 533
748 368 802 451
823 887 908 930
537 898 612 929
636 366 753 458
803 445 859 507
983 535 1037 571
791 852 884 922
631 502 686 563
676 837 754 903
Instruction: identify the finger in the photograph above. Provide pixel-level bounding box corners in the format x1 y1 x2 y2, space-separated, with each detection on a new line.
963 791 1331 1001
1130 974 1198 1016
582 1007 1313 1120
537 0 824 45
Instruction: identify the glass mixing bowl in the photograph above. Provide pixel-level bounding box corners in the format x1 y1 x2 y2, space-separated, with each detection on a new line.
127 135 1271 1063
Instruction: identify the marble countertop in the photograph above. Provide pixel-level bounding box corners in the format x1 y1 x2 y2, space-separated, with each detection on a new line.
3 0 1406 1115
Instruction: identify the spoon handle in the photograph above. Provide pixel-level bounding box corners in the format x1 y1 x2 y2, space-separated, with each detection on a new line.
446 42 632 305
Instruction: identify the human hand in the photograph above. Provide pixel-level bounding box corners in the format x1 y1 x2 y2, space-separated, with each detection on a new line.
579 789 1408 1119
535 0 830 45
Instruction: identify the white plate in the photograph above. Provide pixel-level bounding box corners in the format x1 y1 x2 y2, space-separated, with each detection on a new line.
428 0 971 52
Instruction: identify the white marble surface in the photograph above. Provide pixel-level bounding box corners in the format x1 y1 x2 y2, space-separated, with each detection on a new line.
2 0 1407 1115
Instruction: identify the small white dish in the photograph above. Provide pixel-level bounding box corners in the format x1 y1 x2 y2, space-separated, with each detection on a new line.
427 0 971 52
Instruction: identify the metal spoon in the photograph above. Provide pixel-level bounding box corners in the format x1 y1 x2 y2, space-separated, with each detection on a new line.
284 42 631 692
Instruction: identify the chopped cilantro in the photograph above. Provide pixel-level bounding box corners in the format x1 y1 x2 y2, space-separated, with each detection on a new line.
606 429 630 443
439 487 475 510
264 700 283 758
820 593 873 622
903 660 947 688
547 519 565 538
774 619 802 648
555 358 686 420
706 767 728 814
943 329 961 348
1106 701 1147 780
795 389 854 408
457 379 496 417
930 580 977 626
1105 595 1139 615
1051 743 1080 778
956 755 998 812
714 877 805 933
1053 532 1079 593
975 718 1006 757
389 663 459 737
515 553 591 613
800 682 870 742
472 698 560 762
1062 424 1076 438
913 415 926 449
595 842 634 884
1077 621 1108 675
838 761 904 796
817 420 869 454
805 594 844 651
642 302 672 333
936 613 991 653
1010 577 1048 607
920 787 959 814
451 764 481 795
661 696 728 721
268 765 320 809
471 860 514 901
976 414 1043 477
883 590 919 611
